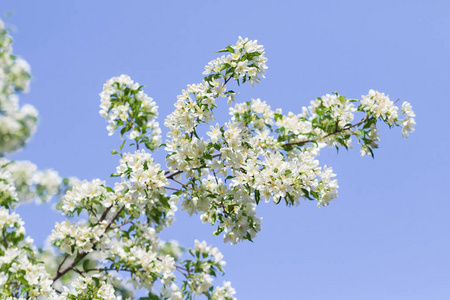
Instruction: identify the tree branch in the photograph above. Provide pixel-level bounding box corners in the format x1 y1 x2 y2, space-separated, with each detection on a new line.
285 116 371 147
170 177 187 187
55 254 69 276
2 229 8 249
109 219 134 229
52 205 125 282
164 186 180 191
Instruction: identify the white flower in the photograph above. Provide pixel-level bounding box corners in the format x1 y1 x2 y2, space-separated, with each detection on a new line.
401 101 416 118
207 124 222 143
402 117 416 138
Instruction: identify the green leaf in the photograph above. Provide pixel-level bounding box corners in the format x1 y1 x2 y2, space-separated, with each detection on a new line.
213 227 224 236
301 188 314 200
225 175 234 183
159 195 171 209
192 129 200 139
215 48 229 53
144 141 154 150
254 189 260 205
92 276 100 286
285 192 294 206
282 144 293 152
139 293 160 300
245 232 254 242
120 126 128 138
82 259 90 271
367 146 375 158
120 139 127 151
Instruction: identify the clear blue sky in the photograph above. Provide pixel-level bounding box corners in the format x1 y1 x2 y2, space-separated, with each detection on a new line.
2 1 450 299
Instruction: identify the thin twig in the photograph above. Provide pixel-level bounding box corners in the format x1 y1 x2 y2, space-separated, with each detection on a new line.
2 229 8 249
55 254 69 275
52 206 125 282
166 170 183 179
170 178 186 187
99 206 113 222
166 155 221 180
212 169 219 184
87 207 97 218
105 206 125 231
164 186 180 191
109 219 134 229
285 116 371 147
72 267 85 277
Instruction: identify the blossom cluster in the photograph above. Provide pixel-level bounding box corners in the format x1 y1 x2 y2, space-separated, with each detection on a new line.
203 36 268 86
114 150 173 225
177 240 235 300
305 91 416 156
0 19 37 155
50 219 109 254
60 178 109 217
164 37 268 174
0 207 56 298
177 98 339 244
0 159 64 207
99 74 161 151
54 276 117 300
52 151 185 296
360 89 416 138
0 166 17 208
166 72 414 245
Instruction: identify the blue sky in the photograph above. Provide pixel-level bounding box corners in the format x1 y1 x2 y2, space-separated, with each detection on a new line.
2 1 450 299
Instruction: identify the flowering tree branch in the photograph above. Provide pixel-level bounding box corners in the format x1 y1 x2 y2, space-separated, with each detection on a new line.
285 115 372 147
0 19 415 299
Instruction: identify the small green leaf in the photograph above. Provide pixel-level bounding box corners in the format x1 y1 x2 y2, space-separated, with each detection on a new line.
213 227 224 236
120 139 127 151
82 259 90 271
254 189 260 205
215 48 229 53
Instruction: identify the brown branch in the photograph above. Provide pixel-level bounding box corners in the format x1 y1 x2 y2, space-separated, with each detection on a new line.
175 265 188 277
87 206 97 218
109 219 134 229
84 267 133 273
212 169 219 184
72 267 85 277
165 153 222 180
52 205 125 282
164 186 180 191
166 170 183 179
99 206 113 222
212 153 222 159
285 116 371 147
2 229 8 249
83 260 189 277
105 206 124 231
170 177 186 187
55 254 69 276
52 251 89 282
